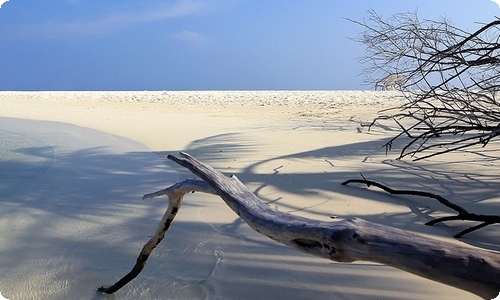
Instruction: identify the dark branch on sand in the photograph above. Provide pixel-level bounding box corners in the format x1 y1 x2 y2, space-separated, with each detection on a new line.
342 177 500 238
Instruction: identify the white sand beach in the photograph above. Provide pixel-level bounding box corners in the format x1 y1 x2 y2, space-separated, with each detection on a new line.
0 91 498 300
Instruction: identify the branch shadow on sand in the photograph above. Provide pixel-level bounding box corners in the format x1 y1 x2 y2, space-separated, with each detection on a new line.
1 117 494 300
0 119 450 300
0 118 454 300
156 132 500 254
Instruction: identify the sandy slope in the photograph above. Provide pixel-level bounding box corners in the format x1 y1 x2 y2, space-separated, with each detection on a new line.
0 91 497 299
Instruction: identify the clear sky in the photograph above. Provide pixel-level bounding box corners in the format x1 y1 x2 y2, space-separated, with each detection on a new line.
0 0 498 91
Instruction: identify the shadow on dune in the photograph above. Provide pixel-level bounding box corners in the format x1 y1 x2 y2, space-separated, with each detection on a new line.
155 132 500 253
0 118 447 300
0 118 188 299
0 118 492 299
0 119 444 300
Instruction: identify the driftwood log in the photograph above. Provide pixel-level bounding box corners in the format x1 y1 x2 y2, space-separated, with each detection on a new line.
98 152 500 299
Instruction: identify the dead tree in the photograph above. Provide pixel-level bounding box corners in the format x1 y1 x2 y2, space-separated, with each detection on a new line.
350 11 500 160
98 152 500 299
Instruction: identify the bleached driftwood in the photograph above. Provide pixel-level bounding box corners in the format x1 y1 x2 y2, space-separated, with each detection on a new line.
99 152 500 299
374 73 404 90
98 178 217 294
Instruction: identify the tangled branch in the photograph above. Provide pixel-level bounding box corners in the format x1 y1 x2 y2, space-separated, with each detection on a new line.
351 11 500 160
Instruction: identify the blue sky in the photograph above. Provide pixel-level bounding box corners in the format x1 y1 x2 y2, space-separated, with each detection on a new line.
0 0 498 91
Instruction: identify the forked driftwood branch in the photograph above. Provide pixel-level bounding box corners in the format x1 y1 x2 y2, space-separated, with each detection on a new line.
98 152 500 299
97 178 217 294
342 177 500 238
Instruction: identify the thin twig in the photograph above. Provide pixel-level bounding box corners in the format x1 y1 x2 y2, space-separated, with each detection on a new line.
342 178 500 238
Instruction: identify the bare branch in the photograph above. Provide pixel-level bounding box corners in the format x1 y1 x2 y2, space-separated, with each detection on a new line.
99 153 500 298
353 11 500 159
342 177 500 237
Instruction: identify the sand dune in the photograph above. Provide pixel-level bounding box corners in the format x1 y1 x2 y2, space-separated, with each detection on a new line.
0 91 497 299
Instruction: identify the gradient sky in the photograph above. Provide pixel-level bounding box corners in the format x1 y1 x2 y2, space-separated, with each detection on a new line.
0 0 498 91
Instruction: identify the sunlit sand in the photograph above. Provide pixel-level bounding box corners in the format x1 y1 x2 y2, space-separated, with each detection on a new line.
0 91 496 299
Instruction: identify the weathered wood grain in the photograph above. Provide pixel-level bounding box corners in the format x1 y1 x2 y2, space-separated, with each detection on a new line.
99 152 500 299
